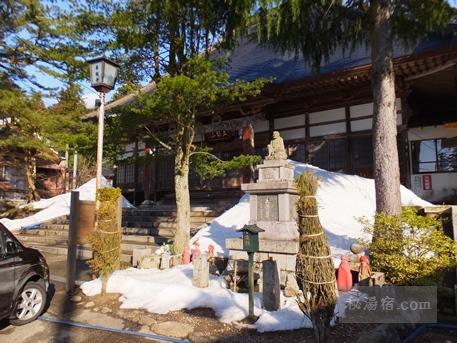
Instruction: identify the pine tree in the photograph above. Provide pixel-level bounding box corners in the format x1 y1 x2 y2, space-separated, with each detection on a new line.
1 0 87 88
70 0 261 253
115 56 266 253
0 74 57 201
257 0 454 216
46 84 97 157
70 0 255 82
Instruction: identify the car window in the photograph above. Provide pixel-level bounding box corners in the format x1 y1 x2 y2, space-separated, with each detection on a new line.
0 227 20 254
5 234 18 254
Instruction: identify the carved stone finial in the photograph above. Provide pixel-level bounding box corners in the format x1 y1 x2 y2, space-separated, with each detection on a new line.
266 131 287 160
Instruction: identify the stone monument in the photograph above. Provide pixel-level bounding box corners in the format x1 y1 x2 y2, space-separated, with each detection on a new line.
226 131 299 285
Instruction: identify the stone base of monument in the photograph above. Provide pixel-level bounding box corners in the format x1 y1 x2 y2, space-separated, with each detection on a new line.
226 155 300 288
226 238 298 285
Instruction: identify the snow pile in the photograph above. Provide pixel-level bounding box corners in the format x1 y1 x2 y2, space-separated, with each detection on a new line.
191 160 431 263
81 264 358 332
0 177 134 231
82 265 349 331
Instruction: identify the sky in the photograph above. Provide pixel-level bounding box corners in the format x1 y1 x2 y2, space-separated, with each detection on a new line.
23 0 457 108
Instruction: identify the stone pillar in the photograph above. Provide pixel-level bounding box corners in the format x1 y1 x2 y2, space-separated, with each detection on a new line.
262 259 280 311
193 254 209 288
227 158 299 285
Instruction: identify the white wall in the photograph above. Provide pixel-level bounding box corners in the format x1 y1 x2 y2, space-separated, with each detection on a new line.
409 125 457 202
408 125 457 141
410 173 457 203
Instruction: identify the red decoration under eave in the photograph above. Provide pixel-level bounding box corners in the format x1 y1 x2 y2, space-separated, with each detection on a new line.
337 255 353 291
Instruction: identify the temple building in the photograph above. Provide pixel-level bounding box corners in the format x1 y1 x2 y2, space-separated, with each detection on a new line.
88 32 457 205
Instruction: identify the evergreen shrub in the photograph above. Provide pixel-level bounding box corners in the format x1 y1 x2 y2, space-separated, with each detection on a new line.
359 208 457 285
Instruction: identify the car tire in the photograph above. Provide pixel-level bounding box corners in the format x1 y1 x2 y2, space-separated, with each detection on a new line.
10 281 47 326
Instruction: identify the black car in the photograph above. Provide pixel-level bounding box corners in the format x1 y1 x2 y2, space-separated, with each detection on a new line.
0 223 49 325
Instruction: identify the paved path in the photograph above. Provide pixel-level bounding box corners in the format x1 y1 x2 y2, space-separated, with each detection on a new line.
0 317 161 343
0 253 172 343
43 252 92 285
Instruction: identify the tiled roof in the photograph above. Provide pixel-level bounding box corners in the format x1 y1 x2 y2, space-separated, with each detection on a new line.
218 32 455 84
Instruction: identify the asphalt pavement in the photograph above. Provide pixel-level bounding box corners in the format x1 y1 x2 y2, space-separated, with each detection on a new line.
0 253 167 343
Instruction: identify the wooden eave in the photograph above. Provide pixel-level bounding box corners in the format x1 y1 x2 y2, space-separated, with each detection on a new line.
276 47 457 98
84 46 457 121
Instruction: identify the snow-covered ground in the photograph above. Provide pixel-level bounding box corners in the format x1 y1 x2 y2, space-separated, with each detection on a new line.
191 160 431 265
81 264 355 332
0 177 134 231
81 161 431 332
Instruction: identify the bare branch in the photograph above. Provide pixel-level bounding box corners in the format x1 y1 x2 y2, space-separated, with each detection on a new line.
189 150 223 162
142 125 172 151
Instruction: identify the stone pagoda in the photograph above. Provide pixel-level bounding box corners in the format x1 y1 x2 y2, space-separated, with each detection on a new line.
226 131 299 285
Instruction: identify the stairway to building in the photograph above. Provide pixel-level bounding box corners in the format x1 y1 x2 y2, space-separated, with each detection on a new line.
14 197 235 265
121 206 225 242
14 217 160 264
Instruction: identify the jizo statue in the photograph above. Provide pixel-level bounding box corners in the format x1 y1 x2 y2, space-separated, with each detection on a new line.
266 131 288 160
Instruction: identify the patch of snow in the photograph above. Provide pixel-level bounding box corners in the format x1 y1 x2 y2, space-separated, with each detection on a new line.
0 177 134 232
81 265 364 332
191 160 431 266
190 195 250 256
255 297 310 332
81 265 312 331
81 278 103 297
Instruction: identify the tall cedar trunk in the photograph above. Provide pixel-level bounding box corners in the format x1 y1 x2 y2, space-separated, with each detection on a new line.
174 165 190 253
173 127 194 253
370 0 402 216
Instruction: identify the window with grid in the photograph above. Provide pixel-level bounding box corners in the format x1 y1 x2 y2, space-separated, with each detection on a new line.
352 136 373 168
289 144 306 162
125 164 135 185
412 137 457 173
307 139 347 171
116 164 126 185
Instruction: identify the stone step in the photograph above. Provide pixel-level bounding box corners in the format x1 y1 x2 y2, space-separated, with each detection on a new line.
42 216 69 225
19 229 69 237
17 233 163 249
21 240 160 264
121 234 166 244
27 244 133 263
40 224 69 231
15 235 67 245
121 220 207 230
122 230 170 245
121 215 217 223
121 240 161 252
157 228 176 238
122 209 221 217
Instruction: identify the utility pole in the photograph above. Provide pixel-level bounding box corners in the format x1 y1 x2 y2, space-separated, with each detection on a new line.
95 93 105 191
64 144 69 193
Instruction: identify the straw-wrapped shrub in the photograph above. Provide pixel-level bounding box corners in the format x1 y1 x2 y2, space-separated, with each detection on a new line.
88 187 122 292
296 172 336 343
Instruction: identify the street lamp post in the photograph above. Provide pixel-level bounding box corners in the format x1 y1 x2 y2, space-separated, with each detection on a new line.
87 56 120 191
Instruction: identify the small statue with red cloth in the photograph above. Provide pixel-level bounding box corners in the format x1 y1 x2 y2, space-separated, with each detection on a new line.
337 255 353 291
